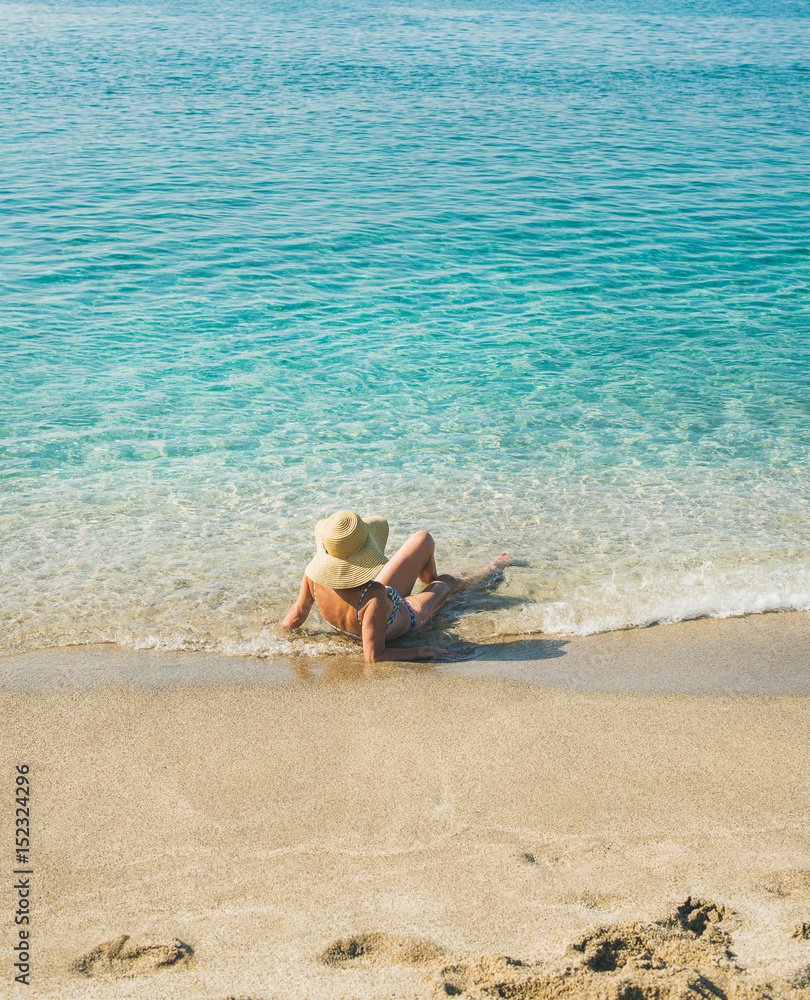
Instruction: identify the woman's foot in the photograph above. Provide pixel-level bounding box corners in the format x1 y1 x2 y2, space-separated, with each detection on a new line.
455 552 513 589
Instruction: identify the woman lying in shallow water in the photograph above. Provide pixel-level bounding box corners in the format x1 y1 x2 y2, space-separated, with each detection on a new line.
280 510 512 663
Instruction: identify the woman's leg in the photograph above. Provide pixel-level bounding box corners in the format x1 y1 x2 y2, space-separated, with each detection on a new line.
401 575 459 626
375 530 437 596
403 554 513 627
378 532 513 629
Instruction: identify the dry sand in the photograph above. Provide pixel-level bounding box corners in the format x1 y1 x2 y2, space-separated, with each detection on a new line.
1 611 810 999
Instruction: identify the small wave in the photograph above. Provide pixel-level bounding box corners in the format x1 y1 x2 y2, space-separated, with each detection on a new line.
492 563 810 637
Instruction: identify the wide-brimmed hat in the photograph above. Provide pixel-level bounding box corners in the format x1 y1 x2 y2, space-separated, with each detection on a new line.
305 510 389 589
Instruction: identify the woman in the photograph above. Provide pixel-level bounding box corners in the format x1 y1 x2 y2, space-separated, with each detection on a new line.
280 510 511 664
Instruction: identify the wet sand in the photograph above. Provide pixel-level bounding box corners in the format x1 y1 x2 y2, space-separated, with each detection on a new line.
1 612 810 998
4 608 810 692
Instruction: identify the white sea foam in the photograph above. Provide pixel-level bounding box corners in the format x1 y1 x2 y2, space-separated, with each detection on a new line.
118 631 343 659
492 562 810 637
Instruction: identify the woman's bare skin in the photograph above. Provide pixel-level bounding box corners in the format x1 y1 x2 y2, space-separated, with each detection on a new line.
277 530 512 665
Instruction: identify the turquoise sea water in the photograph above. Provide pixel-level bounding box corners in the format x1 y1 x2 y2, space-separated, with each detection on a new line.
2 0 809 658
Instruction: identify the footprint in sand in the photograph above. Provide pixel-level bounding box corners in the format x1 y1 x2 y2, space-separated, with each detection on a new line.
318 931 443 967
71 934 193 977
666 896 730 938
438 955 532 998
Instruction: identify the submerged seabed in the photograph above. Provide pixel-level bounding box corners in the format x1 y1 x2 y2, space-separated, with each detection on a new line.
1 0 810 658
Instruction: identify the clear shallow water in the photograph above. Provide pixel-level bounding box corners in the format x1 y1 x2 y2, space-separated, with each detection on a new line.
2 0 809 657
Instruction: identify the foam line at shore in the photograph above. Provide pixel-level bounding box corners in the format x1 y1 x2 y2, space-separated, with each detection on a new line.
1 609 808 693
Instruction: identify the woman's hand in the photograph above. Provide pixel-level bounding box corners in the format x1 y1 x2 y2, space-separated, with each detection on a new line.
280 607 307 630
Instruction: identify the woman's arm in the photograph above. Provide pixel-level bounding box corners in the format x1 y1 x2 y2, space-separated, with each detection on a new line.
280 574 315 629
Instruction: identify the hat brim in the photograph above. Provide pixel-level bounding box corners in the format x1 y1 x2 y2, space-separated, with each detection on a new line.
305 515 389 589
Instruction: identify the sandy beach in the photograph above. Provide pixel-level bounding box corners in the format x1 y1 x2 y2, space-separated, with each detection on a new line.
1 611 810 998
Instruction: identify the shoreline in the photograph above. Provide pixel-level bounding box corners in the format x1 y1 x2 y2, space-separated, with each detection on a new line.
1 607 808 692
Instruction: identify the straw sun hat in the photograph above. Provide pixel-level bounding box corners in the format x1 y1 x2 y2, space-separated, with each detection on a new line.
305 510 389 589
